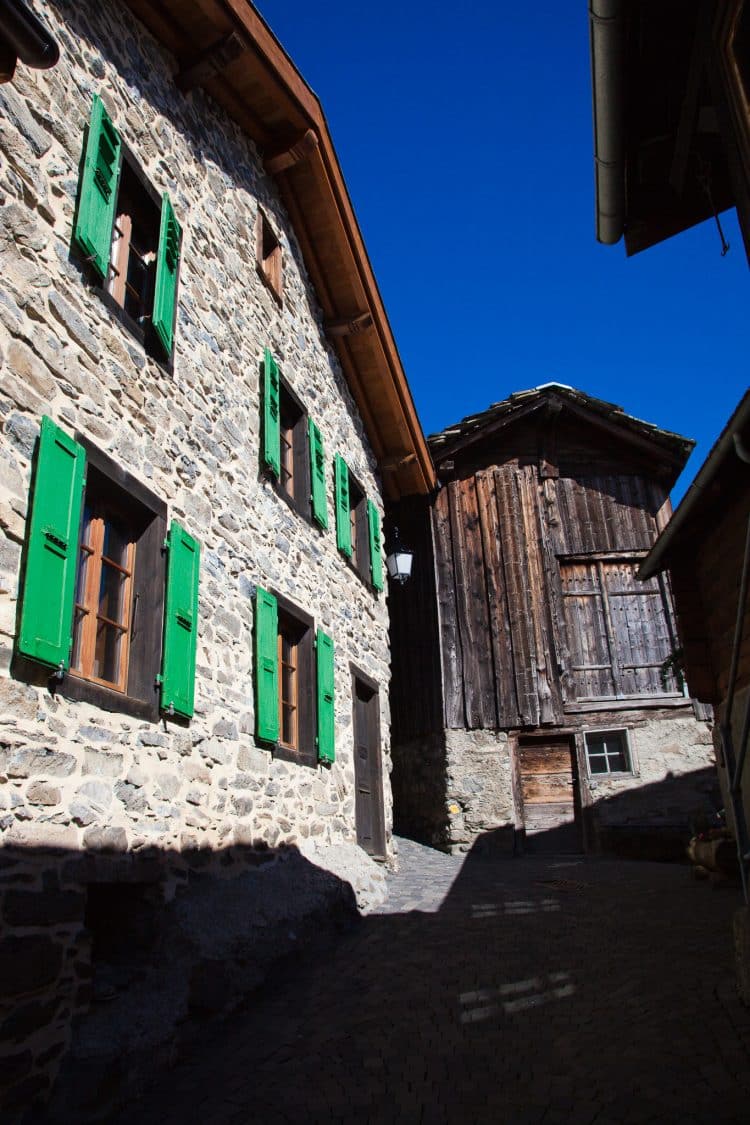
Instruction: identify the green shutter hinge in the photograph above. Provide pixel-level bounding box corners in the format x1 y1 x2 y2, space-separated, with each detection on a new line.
162 537 170 551
155 673 164 686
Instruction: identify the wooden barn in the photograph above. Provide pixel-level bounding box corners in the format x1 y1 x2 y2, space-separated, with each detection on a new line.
388 384 717 855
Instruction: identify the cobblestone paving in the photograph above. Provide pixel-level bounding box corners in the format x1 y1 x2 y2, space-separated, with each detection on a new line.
121 839 750 1124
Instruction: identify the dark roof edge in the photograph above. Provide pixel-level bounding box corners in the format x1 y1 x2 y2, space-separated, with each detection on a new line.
429 383 694 467
640 387 750 578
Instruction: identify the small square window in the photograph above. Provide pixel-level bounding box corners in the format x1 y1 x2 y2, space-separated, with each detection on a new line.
584 730 632 776
256 209 282 303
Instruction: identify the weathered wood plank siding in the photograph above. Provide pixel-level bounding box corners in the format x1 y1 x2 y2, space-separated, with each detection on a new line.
431 457 680 730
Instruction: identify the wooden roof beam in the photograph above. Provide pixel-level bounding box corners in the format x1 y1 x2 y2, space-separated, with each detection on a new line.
324 312 373 337
265 128 319 174
176 30 247 92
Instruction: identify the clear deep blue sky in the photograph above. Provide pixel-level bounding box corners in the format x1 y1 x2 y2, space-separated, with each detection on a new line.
257 1 748 503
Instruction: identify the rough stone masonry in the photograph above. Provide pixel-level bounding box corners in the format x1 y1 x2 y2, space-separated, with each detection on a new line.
0 1 391 1116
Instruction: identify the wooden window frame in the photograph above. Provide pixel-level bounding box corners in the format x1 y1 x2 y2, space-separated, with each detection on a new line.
273 594 316 768
274 380 310 518
31 440 167 722
71 493 136 694
558 553 683 705
583 729 634 778
347 469 370 583
82 139 178 369
256 208 283 304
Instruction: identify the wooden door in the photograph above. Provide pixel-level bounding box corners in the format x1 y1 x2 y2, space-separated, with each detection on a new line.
352 673 386 859
517 737 581 852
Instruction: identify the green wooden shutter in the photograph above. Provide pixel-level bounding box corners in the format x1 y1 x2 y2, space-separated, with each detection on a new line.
153 193 181 358
309 419 328 529
17 416 86 670
262 348 280 477
316 628 335 763
160 520 200 719
255 586 279 742
73 94 121 280
367 499 384 591
334 454 351 556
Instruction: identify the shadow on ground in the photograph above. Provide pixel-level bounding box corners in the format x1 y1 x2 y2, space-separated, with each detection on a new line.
104 834 750 1125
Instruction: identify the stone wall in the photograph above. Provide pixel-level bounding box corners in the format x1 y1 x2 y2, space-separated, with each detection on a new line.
397 711 717 856
0 0 392 1115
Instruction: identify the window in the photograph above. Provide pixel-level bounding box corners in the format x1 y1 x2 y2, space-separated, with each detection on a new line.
14 416 200 721
72 94 181 361
584 730 632 776
334 454 384 591
254 587 335 766
558 555 680 703
256 209 282 303
71 478 136 693
261 347 328 527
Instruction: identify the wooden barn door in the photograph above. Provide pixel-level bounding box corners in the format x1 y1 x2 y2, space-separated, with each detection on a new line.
352 672 386 860
516 736 581 853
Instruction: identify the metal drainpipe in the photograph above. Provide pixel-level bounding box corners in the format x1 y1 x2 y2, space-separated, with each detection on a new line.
589 0 625 244
0 0 59 71
721 431 750 902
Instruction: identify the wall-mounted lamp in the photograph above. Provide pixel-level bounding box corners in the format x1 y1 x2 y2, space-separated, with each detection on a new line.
385 527 413 585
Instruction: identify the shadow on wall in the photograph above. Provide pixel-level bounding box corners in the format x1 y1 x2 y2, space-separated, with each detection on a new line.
394 756 722 862
0 839 359 1123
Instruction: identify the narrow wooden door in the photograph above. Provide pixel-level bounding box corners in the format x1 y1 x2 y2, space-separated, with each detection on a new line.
517 737 581 852
352 673 386 859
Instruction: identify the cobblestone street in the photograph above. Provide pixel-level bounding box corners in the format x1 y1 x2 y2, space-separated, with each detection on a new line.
121 839 750 1124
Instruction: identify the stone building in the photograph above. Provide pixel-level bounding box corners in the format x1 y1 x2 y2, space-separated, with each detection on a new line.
0 0 434 1117
388 385 717 855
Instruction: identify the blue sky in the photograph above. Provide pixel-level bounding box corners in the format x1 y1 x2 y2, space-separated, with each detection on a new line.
257 1 748 502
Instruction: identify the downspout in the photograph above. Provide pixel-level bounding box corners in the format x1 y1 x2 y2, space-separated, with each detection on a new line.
0 0 59 73
589 0 626 244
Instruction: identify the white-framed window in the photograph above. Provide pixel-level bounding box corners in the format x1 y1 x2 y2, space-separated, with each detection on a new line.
584 729 633 776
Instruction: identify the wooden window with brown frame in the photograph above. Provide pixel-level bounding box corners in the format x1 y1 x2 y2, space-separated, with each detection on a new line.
108 161 160 326
348 473 369 582
276 381 310 518
273 597 316 767
71 492 136 693
278 618 299 751
256 209 282 303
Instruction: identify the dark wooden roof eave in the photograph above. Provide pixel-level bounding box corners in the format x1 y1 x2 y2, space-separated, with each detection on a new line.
429 387 694 485
119 0 435 500
641 388 750 579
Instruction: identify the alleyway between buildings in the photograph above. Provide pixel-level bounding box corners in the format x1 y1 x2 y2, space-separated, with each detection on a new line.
119 838 750 1124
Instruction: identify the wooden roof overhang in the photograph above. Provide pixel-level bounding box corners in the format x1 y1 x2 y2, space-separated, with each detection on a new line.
120 0 435 500
590 0 734 256
429 384 694 488
641 387 750 580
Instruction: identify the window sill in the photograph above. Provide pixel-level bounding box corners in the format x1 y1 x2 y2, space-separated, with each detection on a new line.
269 474 313 525
271 742 317 769
563 696 690 714
12 654 160 722
339 547 374 590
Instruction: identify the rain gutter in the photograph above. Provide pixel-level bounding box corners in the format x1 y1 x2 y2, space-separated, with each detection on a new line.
0 0 59 70
589 0 626 245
